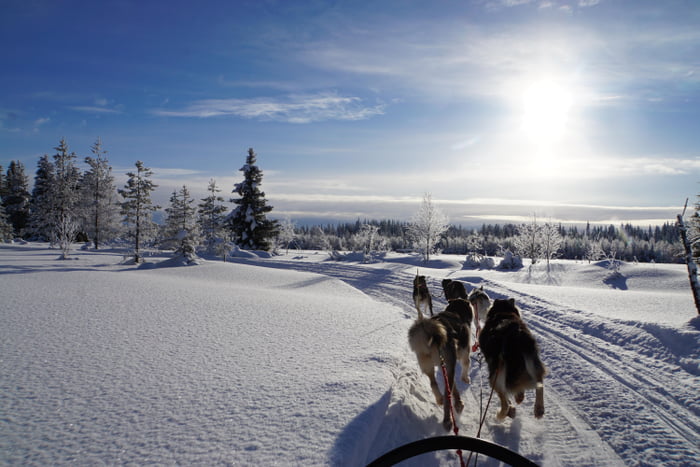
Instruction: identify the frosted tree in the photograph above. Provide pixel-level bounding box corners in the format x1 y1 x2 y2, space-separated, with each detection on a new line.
197 179 229 256
2 161 30 238
51 138 82 258
227 148 279 250
119 161 160 263
514 215 543 266
585 238 606 263
407 192 449 262
541 221 563 271
81 138 121 249
28 155 56 241
162 185 200 257
352 223 382 262
276 216 297 254
680 199 700 314
0 202 13 241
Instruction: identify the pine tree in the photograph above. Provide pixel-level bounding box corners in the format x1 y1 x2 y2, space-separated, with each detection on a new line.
162 185 200 256
0 201 13 242
227 148 279 250
0 165 5 201
407 192 449 261
198 179 229 255
51 138 82 258
81 138 121 249
28 155 56 241
119 161 160 263
3 161 31 237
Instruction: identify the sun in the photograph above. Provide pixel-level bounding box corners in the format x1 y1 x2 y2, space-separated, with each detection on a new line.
519 79 573 145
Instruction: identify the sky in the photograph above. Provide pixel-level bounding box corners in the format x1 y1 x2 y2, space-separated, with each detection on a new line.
1 0 699 227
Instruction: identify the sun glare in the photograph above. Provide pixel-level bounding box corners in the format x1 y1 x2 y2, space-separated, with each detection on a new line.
520 79 573 145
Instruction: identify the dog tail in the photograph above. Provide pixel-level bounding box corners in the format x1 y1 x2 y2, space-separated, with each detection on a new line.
408 318 448 356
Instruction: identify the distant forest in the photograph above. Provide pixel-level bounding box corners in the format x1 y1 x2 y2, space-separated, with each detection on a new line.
291 219 684 264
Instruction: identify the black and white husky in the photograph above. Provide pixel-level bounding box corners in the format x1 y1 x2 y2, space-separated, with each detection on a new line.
412 274 433 318
478 298 547 420
408 299 474 431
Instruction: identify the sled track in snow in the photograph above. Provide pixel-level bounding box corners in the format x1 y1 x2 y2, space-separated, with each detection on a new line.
467 278 700 466
241 258 700 465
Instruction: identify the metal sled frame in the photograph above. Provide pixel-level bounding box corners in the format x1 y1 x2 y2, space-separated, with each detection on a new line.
365 435 538 467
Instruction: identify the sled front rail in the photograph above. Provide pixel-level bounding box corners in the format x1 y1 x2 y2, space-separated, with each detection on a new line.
365 435 538 467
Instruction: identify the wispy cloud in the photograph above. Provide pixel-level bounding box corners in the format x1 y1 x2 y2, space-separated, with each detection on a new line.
69 106 122 114
152 93 385 123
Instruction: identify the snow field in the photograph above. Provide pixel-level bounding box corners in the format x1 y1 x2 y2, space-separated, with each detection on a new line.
2 244 699 466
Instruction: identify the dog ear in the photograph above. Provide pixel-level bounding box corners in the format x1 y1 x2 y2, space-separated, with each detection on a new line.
508 298 515 306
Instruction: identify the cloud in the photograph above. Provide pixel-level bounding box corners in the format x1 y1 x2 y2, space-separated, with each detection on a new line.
69 106 122 114
152 93 385 123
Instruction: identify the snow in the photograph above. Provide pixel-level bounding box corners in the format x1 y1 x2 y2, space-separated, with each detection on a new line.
1 244 699 466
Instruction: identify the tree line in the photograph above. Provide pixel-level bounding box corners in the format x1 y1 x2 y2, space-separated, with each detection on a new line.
291 215 684 264
0 139 279 262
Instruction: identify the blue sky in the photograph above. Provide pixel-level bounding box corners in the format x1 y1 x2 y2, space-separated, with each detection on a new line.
1 0 699 227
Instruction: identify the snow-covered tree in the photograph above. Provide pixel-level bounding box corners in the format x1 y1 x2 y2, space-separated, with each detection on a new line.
51 138 82 258
514 215 543 266
81 138 121 249
585 238 606 263
162 185 200 256
276 216 298 254
541 221 563 271
2 161 31 238
198 179 229 256
28 155 56 241
407 192 449 262
0 202 13 242
119 161 160 263
678 200 700 314
227 148 279 250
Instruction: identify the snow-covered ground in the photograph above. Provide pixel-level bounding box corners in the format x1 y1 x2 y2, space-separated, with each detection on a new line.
1 243 698 466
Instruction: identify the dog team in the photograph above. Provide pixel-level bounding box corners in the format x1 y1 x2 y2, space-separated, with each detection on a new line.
409 274 546 430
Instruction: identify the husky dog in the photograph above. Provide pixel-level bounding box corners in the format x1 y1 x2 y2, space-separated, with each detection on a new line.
467 285 491 335
478 298 546 420
442 278 468 301
408 299 474 431
413 274 433 318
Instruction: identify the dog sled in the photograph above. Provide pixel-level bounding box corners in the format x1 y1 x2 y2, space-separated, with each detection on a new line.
366 435 538 467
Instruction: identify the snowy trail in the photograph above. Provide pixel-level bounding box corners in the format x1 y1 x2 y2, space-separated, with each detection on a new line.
248 255 700 466
469 277 700 466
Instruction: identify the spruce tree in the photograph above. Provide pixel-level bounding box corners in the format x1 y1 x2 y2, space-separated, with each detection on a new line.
198 178 229 255
3 161 31 237
162 185 200 256
28 155 56 241
0 201 13 242
51 138 81 257
81 138 121 249
119 161 159 263
227 148 279 250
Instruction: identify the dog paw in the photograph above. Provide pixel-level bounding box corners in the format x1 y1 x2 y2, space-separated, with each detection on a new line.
515 392 525 404
507 406 517 419
455 400 464 413
534 403 544 419
442 418 453 431
461 374 471 384
435 396 444 406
